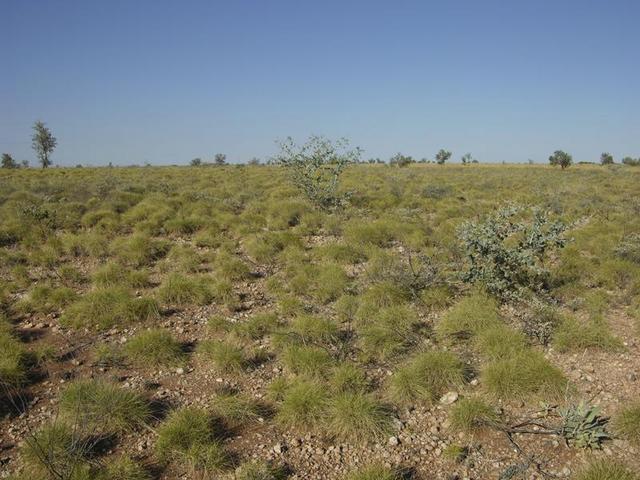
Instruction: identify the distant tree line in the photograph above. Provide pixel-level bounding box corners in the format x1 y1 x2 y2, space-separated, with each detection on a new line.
2 123 639 169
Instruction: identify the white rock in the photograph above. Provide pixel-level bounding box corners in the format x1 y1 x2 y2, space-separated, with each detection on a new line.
439 391 459 405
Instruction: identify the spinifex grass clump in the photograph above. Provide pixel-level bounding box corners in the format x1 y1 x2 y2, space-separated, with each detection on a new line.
210 392 265 427
20 423 93 479
92 262 150 288
0 320 30 387
157 273 214 306
234 460 286 480
281 344 334 378
481 351 567 401
437 292 501 341
553 315 622 352
99 456 150 480
61 288 158 330
197 339 248 374
474 325 528 360
357 304 421 360
388 350 466 405
59 379 150 433
16 283 77 314
574 460 639 480
155 407 229 475
111 234 170 267
613 401 640 444
448 397 500 433
276 379 328 431
124 329 186 367
326 391 392 442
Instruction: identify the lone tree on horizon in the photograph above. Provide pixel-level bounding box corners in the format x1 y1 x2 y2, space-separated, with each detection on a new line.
435 149 452 165
549 150 572 169
600 152 614 165
214 153 227 165
31 121 57 168
1 153 18 169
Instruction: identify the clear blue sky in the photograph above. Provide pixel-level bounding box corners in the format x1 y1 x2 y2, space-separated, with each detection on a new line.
2 0 639 166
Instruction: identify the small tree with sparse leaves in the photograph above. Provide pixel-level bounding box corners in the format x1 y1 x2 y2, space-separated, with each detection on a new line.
214 153 227 166
2 153 18 169
275 135 361 210
461 153 473 165
31 121 57 168
435 149 452 165
600 152 614 165
190 158 202 166
548 150 572 169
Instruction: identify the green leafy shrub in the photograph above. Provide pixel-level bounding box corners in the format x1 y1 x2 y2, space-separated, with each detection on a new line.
457 205 568 301
274 135 360 209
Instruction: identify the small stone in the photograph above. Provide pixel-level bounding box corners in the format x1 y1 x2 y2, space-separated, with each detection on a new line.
273 443 284 454
439 391 459 405
561 467 571 477
388 436 399 446
176 367 184 375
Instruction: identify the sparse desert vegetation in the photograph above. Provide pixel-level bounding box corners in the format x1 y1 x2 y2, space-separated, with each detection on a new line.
1 162 639 479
